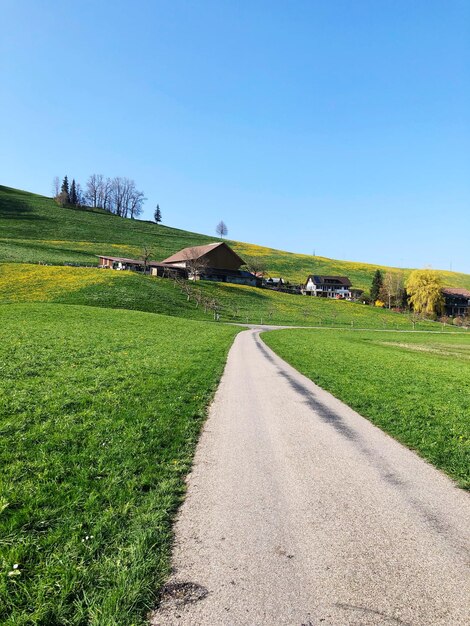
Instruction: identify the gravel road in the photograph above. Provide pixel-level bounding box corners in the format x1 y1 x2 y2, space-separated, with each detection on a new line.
151 329 469 626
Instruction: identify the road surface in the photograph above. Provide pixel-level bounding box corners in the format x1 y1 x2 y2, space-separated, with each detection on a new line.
151 329 470 626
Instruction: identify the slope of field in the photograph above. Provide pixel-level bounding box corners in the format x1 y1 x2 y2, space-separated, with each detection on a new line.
0 263 458 330
2 185 470 291
263 329 470 488
0 303 239 625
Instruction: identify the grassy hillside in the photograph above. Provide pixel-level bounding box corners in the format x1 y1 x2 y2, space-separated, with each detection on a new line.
2 185 470 291
0 303 239 625
263 329 470 488
0 263 460 330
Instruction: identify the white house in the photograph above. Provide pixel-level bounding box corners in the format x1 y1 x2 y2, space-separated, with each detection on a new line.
304 275 352 298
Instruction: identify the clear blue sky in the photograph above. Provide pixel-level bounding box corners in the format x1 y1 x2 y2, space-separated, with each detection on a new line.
2 0 469 272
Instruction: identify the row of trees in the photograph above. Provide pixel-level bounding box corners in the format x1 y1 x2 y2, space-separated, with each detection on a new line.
370 269 406 309
53 176 85 207
53 174 146 219
370 268 447 318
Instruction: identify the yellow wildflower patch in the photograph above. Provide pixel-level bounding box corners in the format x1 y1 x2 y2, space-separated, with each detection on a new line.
0 264 114 302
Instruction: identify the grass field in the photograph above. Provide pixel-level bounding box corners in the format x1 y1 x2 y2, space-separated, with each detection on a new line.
262 329 470 488
0 304 239 625
2 185 470 291
0 263 459 331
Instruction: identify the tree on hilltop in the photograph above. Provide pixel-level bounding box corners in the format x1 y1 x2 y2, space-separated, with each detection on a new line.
110 177 145 218
52 176 60 198
54 175 70 206
216 220 228 238
75 183 84 207
154 204 162 224
70 179 78 206
61 176 70 201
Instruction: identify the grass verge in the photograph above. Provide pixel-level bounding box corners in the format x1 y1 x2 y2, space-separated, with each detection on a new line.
262 329 470 488
0 303 239 625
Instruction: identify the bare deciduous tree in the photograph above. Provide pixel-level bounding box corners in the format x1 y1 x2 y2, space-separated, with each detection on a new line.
216 220 228 238
110 177 146 218
140 245 154 274
52 176 60 198
85 174 145 217
85 174 102 208
409 311 421 330
184 248 209 280
380 271 405 309
243 256 267 277
75 183 84 207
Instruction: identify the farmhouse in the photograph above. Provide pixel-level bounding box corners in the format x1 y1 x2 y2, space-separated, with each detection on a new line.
442 288 470 317
97 255 186 277
98 255 152 271
304 275 352 298
161 242 258 285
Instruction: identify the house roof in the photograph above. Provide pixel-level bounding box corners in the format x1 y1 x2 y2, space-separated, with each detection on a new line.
442 287 470 298
161 242 245 265
306 275 352 287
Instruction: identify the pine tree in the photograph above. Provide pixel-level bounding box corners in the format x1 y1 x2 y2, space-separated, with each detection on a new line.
61 176 70 204
70 179 77 205
154 204 162 224
370 269 383 303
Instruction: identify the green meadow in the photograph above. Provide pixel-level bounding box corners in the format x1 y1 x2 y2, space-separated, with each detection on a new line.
2 185 470 291
263 329 470 488
0 304 239 625
1 183 470 626
0 263 458 331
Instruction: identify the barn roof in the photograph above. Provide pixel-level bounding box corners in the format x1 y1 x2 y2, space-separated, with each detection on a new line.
161 242 245 265
442 287 470 298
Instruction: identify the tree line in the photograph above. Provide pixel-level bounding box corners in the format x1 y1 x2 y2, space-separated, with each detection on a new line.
369 267 462 323
53 174 146 219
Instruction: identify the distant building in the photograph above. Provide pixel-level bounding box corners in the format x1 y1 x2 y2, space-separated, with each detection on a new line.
161 242 244 271
349 288 365 301
442 288 470 317
97 255 186 277
264 277 285 289
304 275 352 298
161 242 258 285
98 255 153 271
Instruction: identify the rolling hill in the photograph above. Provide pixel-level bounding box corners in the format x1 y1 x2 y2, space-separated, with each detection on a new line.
1 262 453 330
1 184 470 291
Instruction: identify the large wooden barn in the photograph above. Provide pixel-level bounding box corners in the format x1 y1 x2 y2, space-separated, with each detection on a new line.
161 242 244 271
161 242 259 285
